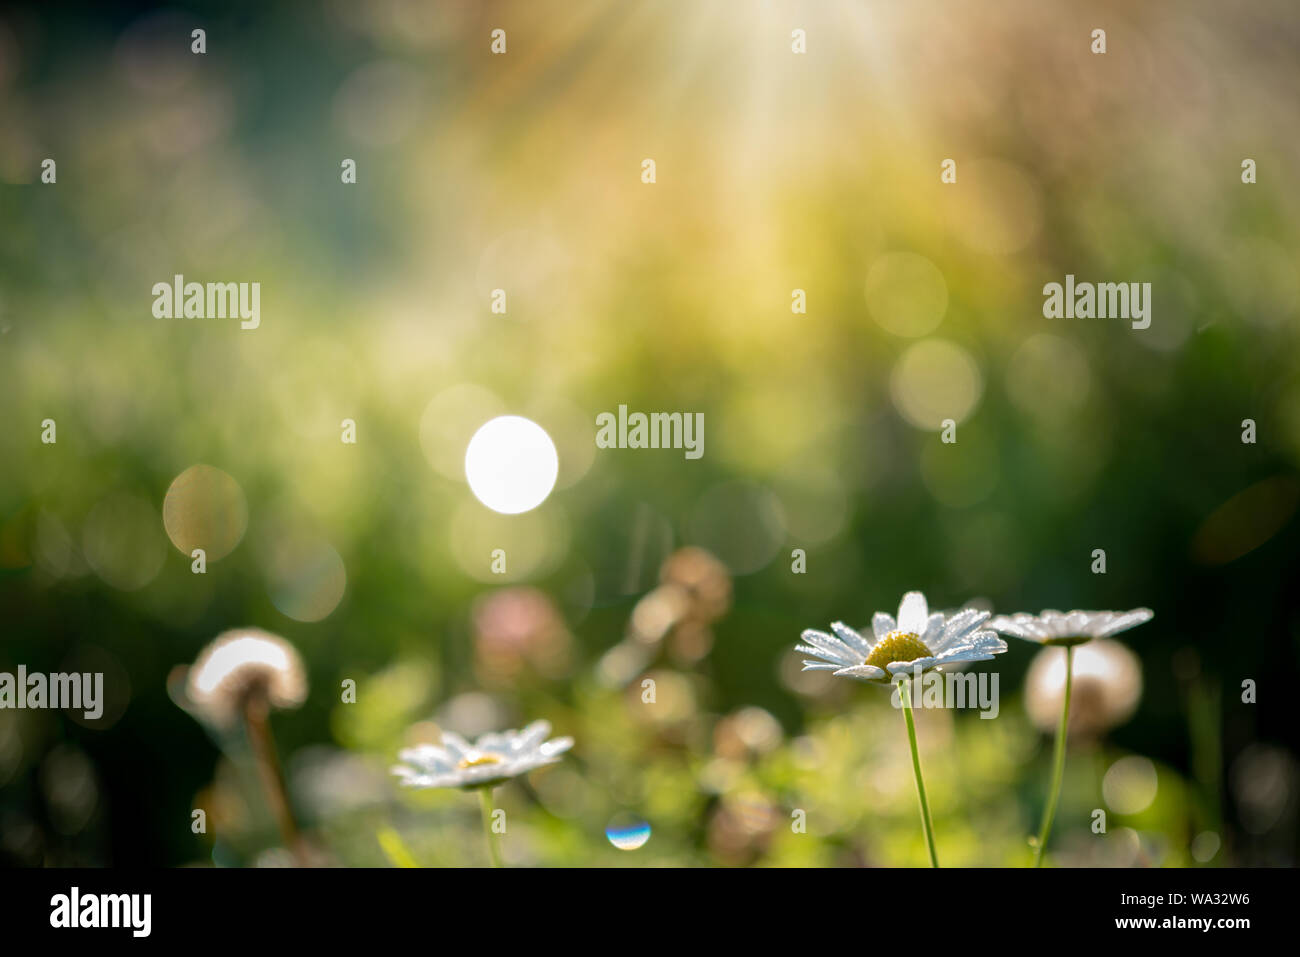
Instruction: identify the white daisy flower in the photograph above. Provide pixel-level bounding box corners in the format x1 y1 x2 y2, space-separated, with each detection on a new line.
994 606 1153 867
797 590 1007 684
988 608 1153 647
392 720 573 791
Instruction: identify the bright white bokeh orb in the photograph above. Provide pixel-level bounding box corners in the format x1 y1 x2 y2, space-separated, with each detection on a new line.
464 415 559 514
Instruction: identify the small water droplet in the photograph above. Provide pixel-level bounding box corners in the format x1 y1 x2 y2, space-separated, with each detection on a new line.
605 814 651 851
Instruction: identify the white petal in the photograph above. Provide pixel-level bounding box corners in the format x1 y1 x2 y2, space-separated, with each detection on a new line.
872 613 896 641
795 644 838 662
396 745 454 773
943 630 1007 656
833 664 888 682
921 613 945 646
539 736 574 757
439 732 472 759
970 631 1008 652
1041 612 1070 636
1094 608 1153 637
830 621 872 655
515 720 552 750
476 733 509 752
935 647 995 664
945 608 990 636
887 657 937 675
989 614 1042 640
897 592 929 635
933 609 989 651
797 630 859 666
395 773 439 788
1065 611 1091 635
990 618 1047 642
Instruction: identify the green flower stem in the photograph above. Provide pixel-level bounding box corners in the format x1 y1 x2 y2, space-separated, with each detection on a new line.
1034 644 1074 867
898 677 939 868
478 787 504 868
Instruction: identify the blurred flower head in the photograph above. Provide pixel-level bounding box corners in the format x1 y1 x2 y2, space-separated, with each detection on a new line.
659 546 732 625
1231 744 1297 837
628 584 693 645
990 608 1153 647
713 706 783 761
1025 639 1143 737
797 591 1006 684
180 627 308 727
620 547 732 673
471 587 572 683
708 790 779 864
391 719 572 790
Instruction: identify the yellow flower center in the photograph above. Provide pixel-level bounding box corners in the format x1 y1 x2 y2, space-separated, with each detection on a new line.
456 752 504 769
865 631 933 670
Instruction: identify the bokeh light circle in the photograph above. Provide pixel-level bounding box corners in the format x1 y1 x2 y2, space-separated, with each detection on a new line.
262 533 347 623
945 159 1044 256
1103 755 1159 815
1190 831 1221 863
83 492 167 591
889 339 984 430
162 464 248 560
687 481 786 576
420 384 507 480
1005 334 1091 423
864 251 948 337
464 416 559 515
449 501 569 583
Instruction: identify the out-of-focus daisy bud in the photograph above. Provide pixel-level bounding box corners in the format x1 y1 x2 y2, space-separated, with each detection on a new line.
659 547 732 624
175 628 309 863
1025 638 1142 737
183 627 308 728
471 587 572 683
628 584 693 645
708 790 779 864
713 706 783 761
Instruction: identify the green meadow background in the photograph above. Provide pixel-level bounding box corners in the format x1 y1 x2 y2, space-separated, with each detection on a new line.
1 0 1299 866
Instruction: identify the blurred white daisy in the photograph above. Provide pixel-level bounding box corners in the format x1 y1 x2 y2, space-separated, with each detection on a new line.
995 606 1154 867
797 590 1007 684
392 720 573 790
989 608 1153 647
175 627 311 864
